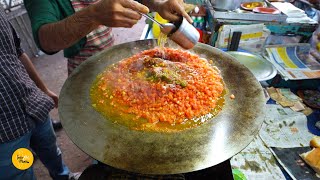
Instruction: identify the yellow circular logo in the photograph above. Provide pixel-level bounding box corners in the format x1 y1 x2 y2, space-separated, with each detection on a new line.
12 148 34 170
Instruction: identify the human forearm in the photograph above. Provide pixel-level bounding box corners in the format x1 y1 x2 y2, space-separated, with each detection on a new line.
140 0 192 23
38 5 99 53
19 53 59 107
19 53 48 92
38 0 150 53
140 0 158 11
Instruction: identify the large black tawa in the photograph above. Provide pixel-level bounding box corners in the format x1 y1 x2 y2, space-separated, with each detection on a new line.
59 39 265 174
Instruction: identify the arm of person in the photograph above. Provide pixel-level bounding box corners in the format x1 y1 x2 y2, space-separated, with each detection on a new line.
9 23 58 107
140 0 193 23
19 53 59 108
24 0 149 54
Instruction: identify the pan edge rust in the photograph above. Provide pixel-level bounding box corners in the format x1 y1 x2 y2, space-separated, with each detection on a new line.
59 39 265 174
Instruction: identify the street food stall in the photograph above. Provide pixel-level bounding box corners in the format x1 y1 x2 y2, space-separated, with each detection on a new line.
0 0 319 179
56 0 320 179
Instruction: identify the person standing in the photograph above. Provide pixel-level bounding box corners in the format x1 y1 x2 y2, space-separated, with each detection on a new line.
0 9 75 180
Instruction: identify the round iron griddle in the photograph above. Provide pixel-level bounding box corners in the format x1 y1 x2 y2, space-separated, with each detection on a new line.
59 39 265 175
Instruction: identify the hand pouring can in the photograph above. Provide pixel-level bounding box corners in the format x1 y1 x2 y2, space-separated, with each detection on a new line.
169 17 200 49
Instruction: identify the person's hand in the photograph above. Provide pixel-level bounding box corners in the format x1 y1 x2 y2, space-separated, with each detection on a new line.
92 0 149 28
152 0 193 23
45 89 59 108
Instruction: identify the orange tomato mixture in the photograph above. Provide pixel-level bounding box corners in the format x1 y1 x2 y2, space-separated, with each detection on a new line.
90 48 225 130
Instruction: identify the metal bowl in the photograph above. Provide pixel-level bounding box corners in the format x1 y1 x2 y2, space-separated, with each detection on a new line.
226 51 277 82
